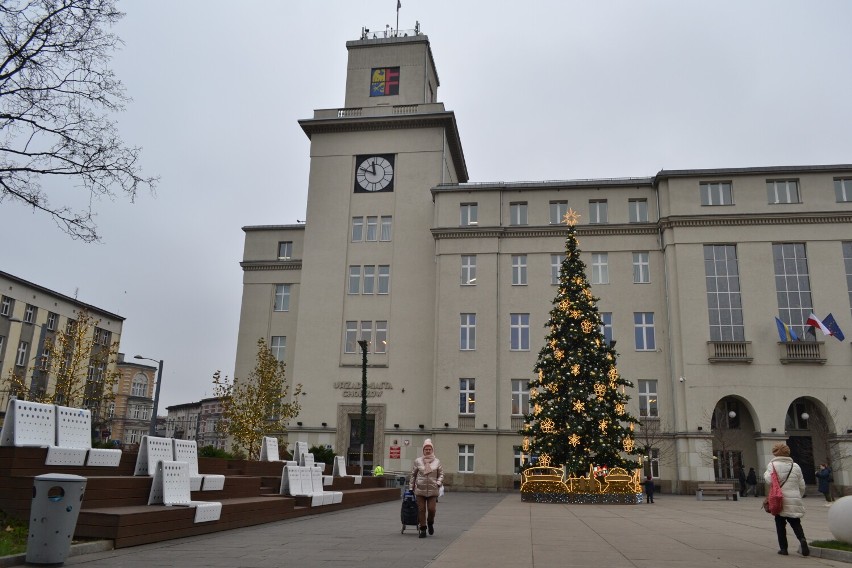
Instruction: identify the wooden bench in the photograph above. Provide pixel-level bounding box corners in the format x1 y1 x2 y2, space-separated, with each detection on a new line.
696 482 738 501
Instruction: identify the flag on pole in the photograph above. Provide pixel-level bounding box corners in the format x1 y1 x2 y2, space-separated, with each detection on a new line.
822 313 846 342
805 313 831 336
775 317 799 342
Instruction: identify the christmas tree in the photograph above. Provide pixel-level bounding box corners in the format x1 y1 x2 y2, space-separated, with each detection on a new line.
522 208 641 477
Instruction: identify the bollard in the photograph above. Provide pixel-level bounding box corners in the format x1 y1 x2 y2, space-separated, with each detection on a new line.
27 473 87 565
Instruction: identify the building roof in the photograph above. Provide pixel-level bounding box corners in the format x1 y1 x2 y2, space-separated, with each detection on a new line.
0 269 124 321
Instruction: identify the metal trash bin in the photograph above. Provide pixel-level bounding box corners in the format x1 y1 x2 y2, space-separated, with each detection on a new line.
27 473 87 565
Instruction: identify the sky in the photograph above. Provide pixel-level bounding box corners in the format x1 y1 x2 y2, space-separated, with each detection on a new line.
2 1 851 411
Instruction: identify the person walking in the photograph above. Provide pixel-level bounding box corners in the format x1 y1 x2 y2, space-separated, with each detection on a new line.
815 463 833 505
738 466 747 497
764 443 809 556
643 475 655 503
746 467 758 497
409 439 444 538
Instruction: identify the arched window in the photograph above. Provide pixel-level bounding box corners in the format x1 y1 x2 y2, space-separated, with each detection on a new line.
131 373 148 397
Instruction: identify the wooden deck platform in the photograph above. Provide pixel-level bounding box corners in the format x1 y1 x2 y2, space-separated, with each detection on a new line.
0 447 399 548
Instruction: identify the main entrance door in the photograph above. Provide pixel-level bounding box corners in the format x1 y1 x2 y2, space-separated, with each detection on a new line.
347 416 375 470
788 436 816 484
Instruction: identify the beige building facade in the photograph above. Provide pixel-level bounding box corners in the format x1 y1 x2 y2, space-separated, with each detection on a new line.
111 353 156 446
235 32 852 492
0 270 124 427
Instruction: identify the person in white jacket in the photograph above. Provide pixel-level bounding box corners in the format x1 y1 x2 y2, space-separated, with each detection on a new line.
764 443 809 556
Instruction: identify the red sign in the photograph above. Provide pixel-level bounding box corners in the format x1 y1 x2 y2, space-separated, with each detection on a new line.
389 446 401 459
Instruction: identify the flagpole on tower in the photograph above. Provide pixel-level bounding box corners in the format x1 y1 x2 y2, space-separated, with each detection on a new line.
396 0 401 36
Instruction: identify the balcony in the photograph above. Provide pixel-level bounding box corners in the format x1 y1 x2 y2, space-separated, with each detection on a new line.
510 416 525 432
707 341 753 363
779 341 826 364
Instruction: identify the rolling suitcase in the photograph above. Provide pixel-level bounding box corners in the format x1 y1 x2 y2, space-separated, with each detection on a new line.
401 489 419 533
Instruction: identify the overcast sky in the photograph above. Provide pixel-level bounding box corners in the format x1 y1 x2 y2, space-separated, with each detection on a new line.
2 1 851 411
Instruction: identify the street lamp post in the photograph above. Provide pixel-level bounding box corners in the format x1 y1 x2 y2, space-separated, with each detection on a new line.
357 340 368 476
134 355 163 436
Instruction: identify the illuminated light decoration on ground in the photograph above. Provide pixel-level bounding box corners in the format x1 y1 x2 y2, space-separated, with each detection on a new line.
521 464 641 504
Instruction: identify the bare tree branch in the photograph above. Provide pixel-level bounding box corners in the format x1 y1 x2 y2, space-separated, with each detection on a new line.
0 0 157 242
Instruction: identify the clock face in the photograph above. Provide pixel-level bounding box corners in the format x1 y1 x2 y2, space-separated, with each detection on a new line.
355 154 395 193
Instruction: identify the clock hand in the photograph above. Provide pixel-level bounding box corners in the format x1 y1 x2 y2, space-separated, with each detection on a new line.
370 162 377 176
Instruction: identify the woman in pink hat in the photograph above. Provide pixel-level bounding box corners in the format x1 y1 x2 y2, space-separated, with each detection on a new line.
409 438 444 538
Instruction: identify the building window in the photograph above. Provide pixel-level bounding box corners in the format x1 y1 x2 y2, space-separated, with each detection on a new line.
767 180 800 204
344 321 358 353
549 201 568 225
363 265 375 294
460 203 478 226
773 243 813 337
270 336 286 362
458 444 475 473
93 327 110 346
511 379 529 415
277 241 293 260
46 312 57 331
599 312 613 346
15 341 28 367
461 255 477 285
364 216 377 241
460 313 476 351
352 217 364 241
591 253 609 285
377 265 390 294
107 402 115 418
130 404 141 419
273 284 291 311
638 379 658 417
375 321 388 353
359 321 373 348
700 182 733 206
634 313 656 351
551 254 565 285
380 216 393 241
589 200 608 224
348 266 361 294
835 178 852 202
131 373 148 397
510 313 530 351
512 255 527 285
459 378 475 414
514 445 523 474
629 198 648 223
632 252 650 284
643 448 660 479
1 296 12 317
0 336 4 360
24 304 36 323
509 202 528 225
844 242 852 318
704 245 744 341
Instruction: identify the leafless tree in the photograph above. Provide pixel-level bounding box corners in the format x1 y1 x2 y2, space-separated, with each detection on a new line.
634 417 675 475
0 0 156 242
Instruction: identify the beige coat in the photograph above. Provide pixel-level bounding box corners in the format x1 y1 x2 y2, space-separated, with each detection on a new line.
764 456 806 518
409 456 444 498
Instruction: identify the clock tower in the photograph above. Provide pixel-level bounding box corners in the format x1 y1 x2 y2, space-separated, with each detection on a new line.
289 32 468 467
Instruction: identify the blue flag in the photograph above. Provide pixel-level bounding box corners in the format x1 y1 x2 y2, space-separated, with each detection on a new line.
775 317 799 342
822 313 846 342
